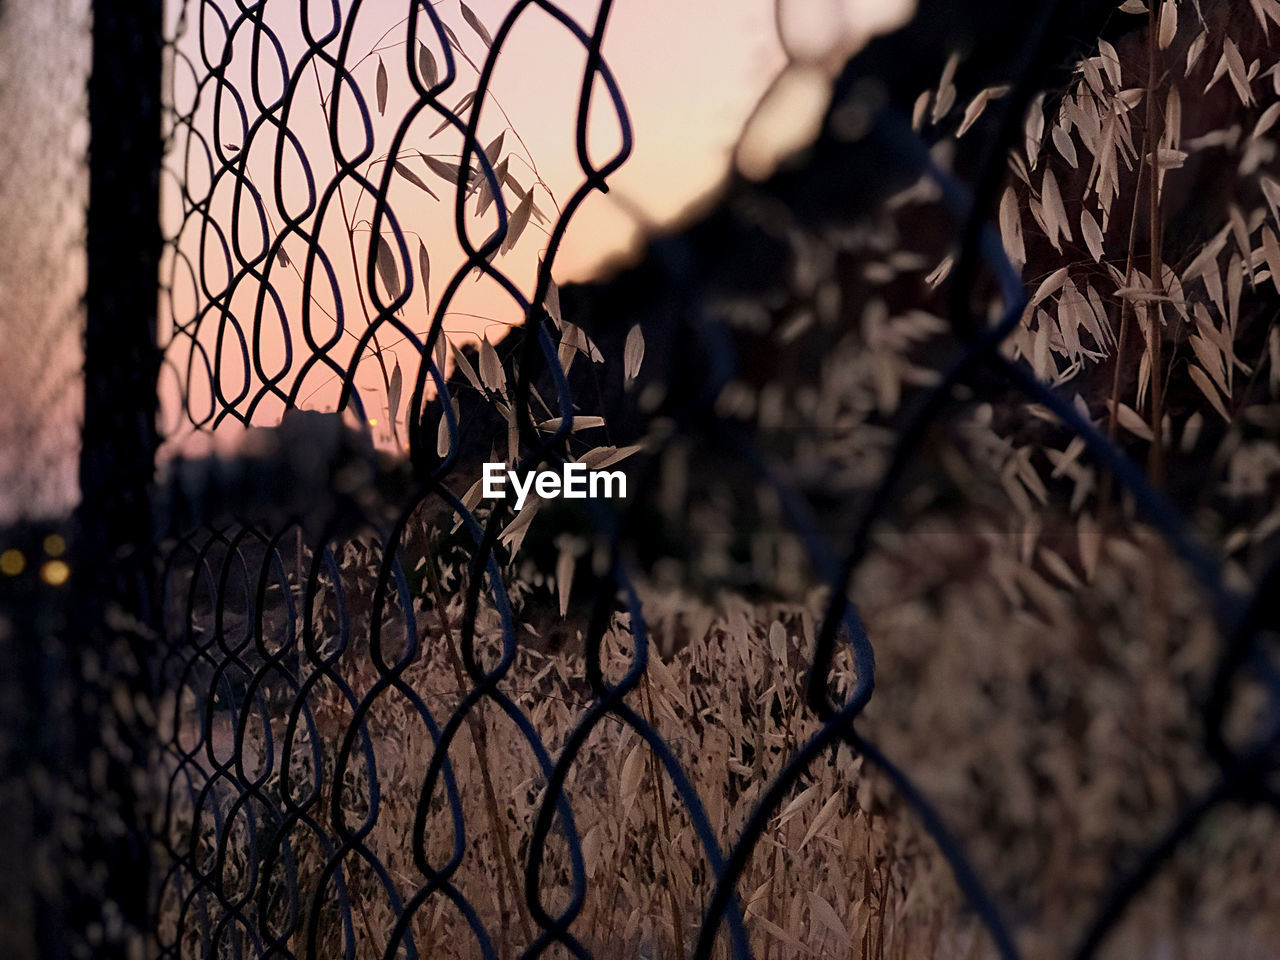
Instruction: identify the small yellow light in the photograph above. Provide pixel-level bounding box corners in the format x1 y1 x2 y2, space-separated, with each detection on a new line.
40 560 70 586
0 549 25 576
368 417 378 426
43 533 66 557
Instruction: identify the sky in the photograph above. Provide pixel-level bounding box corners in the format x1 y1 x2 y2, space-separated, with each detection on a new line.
156 0 913 452
0 0 913 522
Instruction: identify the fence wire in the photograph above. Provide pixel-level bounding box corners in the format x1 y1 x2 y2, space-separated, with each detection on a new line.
145 2 1280 960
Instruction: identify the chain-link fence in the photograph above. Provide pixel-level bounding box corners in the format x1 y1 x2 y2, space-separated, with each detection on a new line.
4 0 1280 957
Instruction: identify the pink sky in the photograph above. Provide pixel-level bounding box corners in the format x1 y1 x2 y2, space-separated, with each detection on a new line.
158 0 911 451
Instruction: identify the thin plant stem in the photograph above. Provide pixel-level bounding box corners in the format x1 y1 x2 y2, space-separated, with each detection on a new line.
1098 87 1155 526
641 672 686 960
422 531 535 950
1145 0 1166 486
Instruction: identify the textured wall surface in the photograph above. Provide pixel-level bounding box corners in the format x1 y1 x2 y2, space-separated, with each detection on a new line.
0 0 90 524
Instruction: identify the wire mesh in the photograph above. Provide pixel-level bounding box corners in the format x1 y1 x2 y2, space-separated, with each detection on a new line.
145 2 1280 959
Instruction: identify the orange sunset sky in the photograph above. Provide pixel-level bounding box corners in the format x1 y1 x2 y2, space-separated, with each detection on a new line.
158 0 912 453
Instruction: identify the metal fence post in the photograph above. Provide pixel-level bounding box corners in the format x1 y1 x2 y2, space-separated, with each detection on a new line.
66 0 164 955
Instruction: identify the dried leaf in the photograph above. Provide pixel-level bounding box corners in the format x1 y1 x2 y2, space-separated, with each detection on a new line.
430 90 476 137
1050 436 1088 478
926 255 953 287
437 409 451 456
503 171 548 223
1111 400 1154 440
1098 39 1122 87
778 783 818 825
999 185 1025 268
755 916 818 957
393 160 441 199
1031 266 1070 306
1052 125 1079 167
1081 208 1104 262
537 416 606 433
1260 226 1280 296
624 324 645 384
483 130 505 167
1189 333 1226 391
807 892 851 948
479 337 505 394
1158 0 1177 50
1082 57 1106 96
376 235 401 300
1182 224 1230 285
1186 29 1208 75
422 155 468 187
1223 38 1254 105
376 57 388 115
1040 546 1082 588
579 444 643 471
498 497 540 552
619 742 645 805
555 544 574 617
500 191 533 254
958 85 1008 136
1154 147 1187 171
417 42 438 87
1086 284 1113 345
1256 0 1280 30
559 321 603 363
544 275 563 327
460 2 493 47
580 826 602 879
450 341 484 393
417 240 431 306
1164 85 1182 153
456 477 485 517
932 52 960 125
440 20 463 51
476 157 509 217
558 339 575 376
1188 364 1231 420
800 792 843 850
911 89 930 130
1025 92 1045 168
387 361 402 425
1262 176 1280 228
1041 169 1072 250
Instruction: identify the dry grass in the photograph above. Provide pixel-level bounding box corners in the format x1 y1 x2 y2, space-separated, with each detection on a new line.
153 512 1280 959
